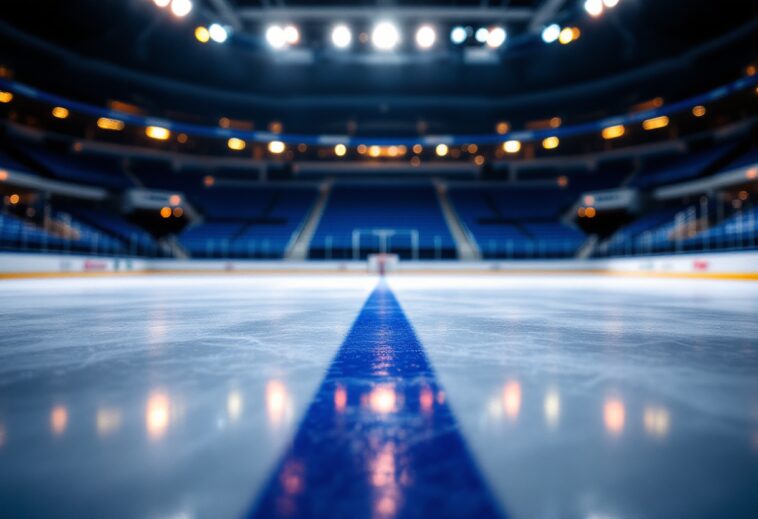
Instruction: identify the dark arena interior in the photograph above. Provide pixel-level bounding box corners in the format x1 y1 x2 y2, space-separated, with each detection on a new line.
0 1 757 518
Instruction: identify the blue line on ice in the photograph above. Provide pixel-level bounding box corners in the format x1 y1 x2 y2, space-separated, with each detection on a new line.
247 281 505 519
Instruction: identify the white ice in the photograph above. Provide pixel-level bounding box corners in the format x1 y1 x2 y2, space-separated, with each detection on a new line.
0 274 756 519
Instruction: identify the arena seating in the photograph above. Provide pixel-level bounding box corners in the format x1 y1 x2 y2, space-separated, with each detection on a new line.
309 185 455 260
449 186 584 258
17 145 135 189
629 143 735 189
179 186 316 258
53 203 159 255
0 210 125 255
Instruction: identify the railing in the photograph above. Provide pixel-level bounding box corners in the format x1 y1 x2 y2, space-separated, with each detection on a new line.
597 203 758 258
0 211 164 258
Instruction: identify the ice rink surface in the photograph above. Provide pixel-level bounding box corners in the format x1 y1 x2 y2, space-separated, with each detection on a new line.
0 274 756 519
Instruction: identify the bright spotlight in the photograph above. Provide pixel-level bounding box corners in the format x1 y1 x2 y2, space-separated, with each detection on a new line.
372 22 400 51
487 27 506 48
503 140 522 153
153 0 170 7
266 25 287 49
450 26 467 44
415 25 436 49
268 141 285 154
416 25 436 49
542 24 561 43
603 0 620 7
209 23 228 43
195 26 210 43
475 27 489 43
584 0 604 17
169 0 192 18
284 25 299 45
331 25 352 49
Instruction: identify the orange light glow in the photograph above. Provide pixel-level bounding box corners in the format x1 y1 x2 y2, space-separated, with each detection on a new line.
496 121 510 135
585 207 597 218
51 405 68 436
0 170 7 181
542 136 560 150
52 106 70 119
692 105 707 118
227 137 246 151
146 392 170 440
204 175 215 186
558 27 575 44
746 168 757 180
146 126 171 141
642 115 670 131
9 193 20 205
0 91 13 103
160 206 172 218
172 207 184 218
97 117 125 131
502 380 522 420
435 144 449 157
602 124 625 140
604 397 625 436
368 384 397 414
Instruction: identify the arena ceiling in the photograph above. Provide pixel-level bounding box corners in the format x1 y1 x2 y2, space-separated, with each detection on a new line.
0 0 757 135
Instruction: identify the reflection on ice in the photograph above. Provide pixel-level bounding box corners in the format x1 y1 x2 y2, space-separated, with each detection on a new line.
544 389 561 428
250 284 503 518
367 384 398 415
146 391 171 440
502 381 522 421
419 385 434 415
603 397 625 437
369 442 401 518
50 405 68 437
643 405 671 439
266 380 293 428
227 390 243 423
96 407 122 438
334 384 348 413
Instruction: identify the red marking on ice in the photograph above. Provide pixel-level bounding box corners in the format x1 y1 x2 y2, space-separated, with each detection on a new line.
693 260 709 271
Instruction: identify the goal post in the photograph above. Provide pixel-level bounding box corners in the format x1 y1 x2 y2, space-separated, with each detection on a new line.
351 228 420 260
